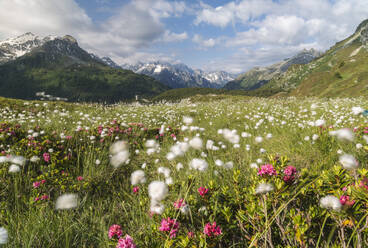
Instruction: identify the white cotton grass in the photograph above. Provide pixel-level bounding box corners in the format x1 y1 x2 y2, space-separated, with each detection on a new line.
255 183 274 194
315 119 326 127
148 181 168 202
109 140 130 168
189 137 203 150
222 129 240 144
157 167 171 178
55 194 78 210
339 154 359 170
183 116 193 125
131 170 146 185
189 158 208 171
30 156 40 163
352 106 364 115
320 195 342 211
0 227 8 244
255 136 263 143
8 164 20 173
329 128 354 142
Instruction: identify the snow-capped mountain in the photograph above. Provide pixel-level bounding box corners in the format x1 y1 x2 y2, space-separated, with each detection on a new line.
122 61 235 88
101 57 121 69
0 32 57 64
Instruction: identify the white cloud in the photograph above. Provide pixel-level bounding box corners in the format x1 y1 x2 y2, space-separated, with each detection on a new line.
192 34 218 49
161 31 188 42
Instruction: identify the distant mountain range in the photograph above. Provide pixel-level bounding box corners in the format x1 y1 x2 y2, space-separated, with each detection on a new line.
223 49 322 90
121 61 236 89
0 33 168 102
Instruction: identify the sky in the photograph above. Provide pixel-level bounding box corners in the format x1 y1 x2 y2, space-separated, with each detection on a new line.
0 0 368 73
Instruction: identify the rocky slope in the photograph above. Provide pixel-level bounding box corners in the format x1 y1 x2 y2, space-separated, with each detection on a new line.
223 49 321 90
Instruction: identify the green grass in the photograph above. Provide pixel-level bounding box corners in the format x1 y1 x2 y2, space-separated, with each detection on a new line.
0 95 368 247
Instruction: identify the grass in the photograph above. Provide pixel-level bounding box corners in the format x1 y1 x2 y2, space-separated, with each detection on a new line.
0 95 368 247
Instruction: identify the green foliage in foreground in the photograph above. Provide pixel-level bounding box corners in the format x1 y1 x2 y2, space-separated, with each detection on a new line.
0 95 368 247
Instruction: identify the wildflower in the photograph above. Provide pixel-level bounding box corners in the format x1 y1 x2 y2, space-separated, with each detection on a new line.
116 235 136 248
77 176 84 181
30 156 40 163
255 136 263 143
176 162 184 171
339 154 359 170
55 194 78 210
8 164 20 173
133 186 139 193
189 158 208 171
312 134 319 141
320 195 342 211
283 166 297 183
130 170 146 185
222 129 240 144
108 224 123 239
159 217 180 238
250 163 258 169
203 222 222 237
198 187 209 197
43 153 50 163
173 199 186 209
110 141 130 168
258 164 277 177
183 116 193 125
95 159 101 165
352 106 364 115
187 231 194 238
339 195 355 207
255 183 274 194
0 227 8 244
148 181 168 202
41 195 49 200
315 119 326 127
189 137 203 150
329 128 354 142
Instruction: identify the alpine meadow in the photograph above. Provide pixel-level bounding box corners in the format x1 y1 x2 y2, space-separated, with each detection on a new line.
1 1 368 247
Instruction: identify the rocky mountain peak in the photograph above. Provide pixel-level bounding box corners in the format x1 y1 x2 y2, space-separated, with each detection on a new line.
62 35 78 44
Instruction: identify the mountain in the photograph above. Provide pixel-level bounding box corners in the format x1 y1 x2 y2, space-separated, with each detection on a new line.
122 61 235 88
257 19 368 97
223 49 321 90
0 33 169 102
101 56 121 69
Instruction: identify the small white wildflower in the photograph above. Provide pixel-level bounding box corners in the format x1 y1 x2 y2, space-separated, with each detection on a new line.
337 149 343 154
266 133 272 139
356 143 363 149
158 167 171 178
189 158 208 171
260 148 266 153
165 177 173 185
255 183 274 194
183 116 193 125
256 158 263 164
215 159 224 167
189 137 203 150
95 159 101 165
352 106 364 115
180 204 189 215
176 162 184 171
250 163 258 169
315 119 325 127
131 170 146 185
0 227 8 244
8 164 20 173
224 161 233 169
339 154 359 170
255 136 263 143
330 128 354 142
55 194 78 210
304 136 310 141
30 156 40 163
312 134 319 141
233 144 240 148
320 195 341 211
206 140 214 150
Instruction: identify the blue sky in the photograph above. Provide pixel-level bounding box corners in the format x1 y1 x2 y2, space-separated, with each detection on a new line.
1 0 368 73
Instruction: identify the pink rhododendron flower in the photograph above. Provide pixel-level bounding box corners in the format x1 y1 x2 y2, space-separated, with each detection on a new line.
41 195 49 200
203 222 222 237
198 187 209 197
108 224 123 239
33 181 41 188
116 235 136 248
133 187 139 194
283 165 297 183
340 195 355 207
159 217 180 238
173 199 186 209
77 176 84 181
258 164 277 177
43 153 50 163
